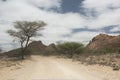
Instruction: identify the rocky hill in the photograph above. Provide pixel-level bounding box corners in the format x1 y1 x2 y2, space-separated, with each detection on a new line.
28 41 57 55
76 34 120 70
2 34 120 57
28 41 47 55
86 34 120 53
3 41 57 57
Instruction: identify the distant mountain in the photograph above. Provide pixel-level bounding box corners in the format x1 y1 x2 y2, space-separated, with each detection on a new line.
86 34 120 53
3 41 57 57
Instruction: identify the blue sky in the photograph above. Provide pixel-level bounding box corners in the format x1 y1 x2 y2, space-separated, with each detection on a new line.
0 0 120 51
61 0 84 13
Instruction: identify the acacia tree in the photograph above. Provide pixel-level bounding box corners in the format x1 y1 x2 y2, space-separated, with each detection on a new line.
7 21 46 59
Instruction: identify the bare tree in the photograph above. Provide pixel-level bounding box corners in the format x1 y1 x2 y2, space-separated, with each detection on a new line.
7 21 46 59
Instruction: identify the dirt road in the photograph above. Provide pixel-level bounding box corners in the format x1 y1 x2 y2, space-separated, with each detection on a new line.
0 56 120 80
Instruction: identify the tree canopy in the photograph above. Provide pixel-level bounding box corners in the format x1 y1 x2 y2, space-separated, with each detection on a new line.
7 21 46 59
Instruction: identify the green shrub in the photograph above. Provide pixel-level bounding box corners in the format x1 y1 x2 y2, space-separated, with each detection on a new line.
57 42 85 58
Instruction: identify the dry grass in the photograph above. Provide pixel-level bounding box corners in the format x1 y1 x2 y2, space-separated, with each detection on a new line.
0 56 24 69
73 53 120 71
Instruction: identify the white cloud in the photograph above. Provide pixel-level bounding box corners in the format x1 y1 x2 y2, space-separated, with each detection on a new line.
82 0 120 13
110 26 120 32
0 44 16 52
81 0 120 29
86 9 120 29
27 0 62 10
0 0 120 51
70 31 99 44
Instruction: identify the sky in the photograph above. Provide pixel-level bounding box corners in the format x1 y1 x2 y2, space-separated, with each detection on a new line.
0 0 120 51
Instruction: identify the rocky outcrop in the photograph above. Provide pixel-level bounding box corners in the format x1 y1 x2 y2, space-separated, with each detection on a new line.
45 43 57 51
43 43 57 55
28 41 57 55
28 41 47 54
3 41 57 56
86 34 120 52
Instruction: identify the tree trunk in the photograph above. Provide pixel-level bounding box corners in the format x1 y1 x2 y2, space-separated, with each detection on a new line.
20 42 24 59
24 37 30 50
22 37 30 59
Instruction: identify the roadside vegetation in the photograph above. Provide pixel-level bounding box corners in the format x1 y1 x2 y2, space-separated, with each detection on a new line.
73 46 120 71
57 42 85 58
56 42 120 71
88 46 120 54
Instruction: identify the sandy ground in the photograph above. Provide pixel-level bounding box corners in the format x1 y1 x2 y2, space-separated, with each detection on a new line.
0 56 120 80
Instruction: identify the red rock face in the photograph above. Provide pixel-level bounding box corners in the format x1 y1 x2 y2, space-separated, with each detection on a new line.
86 34 120 51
